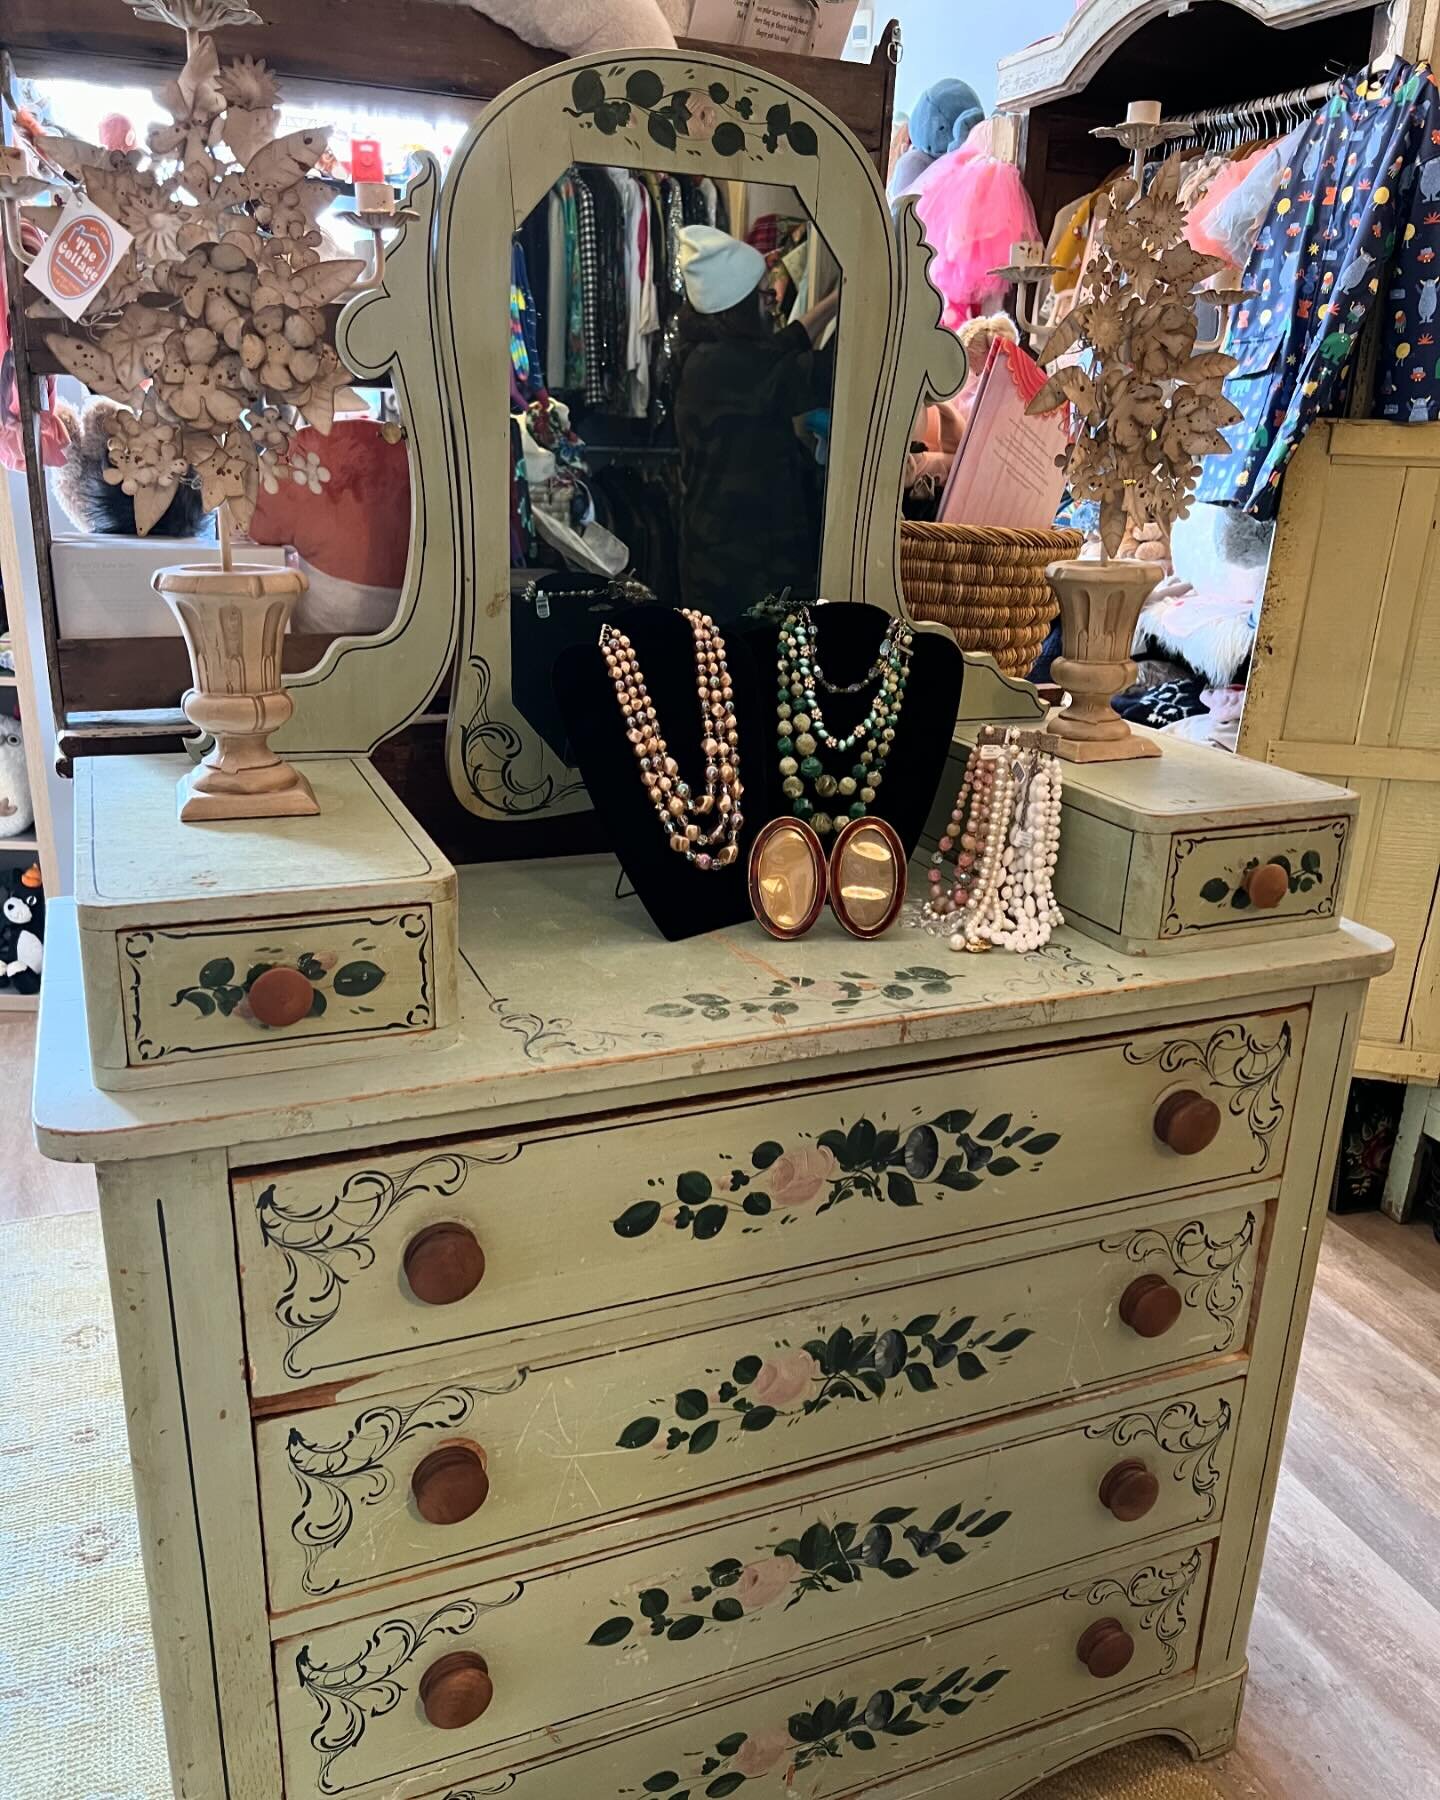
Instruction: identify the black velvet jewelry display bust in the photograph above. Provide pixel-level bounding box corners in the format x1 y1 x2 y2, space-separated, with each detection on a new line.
553 606 772 941
739 603 964 860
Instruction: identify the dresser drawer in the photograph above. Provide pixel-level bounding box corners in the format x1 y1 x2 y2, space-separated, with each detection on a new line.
254 1202 1256 1607
117 907 440 1070
1161 818 1348 939
274 1541 1212 1798
234 1007 1299 1397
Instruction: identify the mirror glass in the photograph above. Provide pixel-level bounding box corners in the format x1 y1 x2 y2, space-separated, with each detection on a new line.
508 172 840 759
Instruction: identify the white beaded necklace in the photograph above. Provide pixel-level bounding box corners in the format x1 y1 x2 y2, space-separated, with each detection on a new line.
922 727 1064 952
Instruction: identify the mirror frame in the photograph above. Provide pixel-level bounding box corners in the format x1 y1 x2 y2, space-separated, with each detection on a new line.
318 48 1039 818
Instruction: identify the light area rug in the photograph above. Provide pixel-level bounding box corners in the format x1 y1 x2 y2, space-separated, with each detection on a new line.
0 1212 1227 1800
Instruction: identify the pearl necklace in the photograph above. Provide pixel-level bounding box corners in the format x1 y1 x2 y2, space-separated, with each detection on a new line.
775 606 912 838
600 610 743 872
923 727 1064 951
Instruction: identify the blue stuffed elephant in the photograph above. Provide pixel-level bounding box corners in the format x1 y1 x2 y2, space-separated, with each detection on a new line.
891 77 986 198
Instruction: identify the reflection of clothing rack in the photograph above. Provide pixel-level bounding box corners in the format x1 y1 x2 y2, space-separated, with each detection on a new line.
1164 80 1342 151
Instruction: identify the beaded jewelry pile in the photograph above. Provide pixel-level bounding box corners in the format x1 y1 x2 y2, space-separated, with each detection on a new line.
600 610 744 872
923 726 1064 952
775 606 913 838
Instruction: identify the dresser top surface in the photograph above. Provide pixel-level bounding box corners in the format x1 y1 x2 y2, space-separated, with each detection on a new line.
75 755 451 922
34 853 1392 1165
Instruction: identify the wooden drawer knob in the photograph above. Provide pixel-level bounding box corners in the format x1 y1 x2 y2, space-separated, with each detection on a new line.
1119 1273 1183 1339
1153 1089 1221 1155
1245 860 1291 909
1077 1618 1135 1679
1099 1458 1160 1522
412 1444 490 1525
247 966 315 1028
419 1652 493 1730
403 1222 485 1307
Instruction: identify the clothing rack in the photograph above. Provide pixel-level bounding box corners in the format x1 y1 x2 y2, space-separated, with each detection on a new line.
1163 78 1342 154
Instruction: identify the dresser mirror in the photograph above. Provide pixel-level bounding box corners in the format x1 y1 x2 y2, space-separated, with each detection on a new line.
319 48 1034 823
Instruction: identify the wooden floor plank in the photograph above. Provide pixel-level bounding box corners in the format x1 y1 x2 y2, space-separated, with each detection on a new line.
0 1017 97 1223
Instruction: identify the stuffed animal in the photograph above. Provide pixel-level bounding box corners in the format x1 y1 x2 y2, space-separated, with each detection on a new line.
890 78 985 198
0 714 33 839
54 399 211 538
471 0 690 55
1 865 43 995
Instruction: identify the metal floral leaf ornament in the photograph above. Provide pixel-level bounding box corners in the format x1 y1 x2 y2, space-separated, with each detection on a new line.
1029 155 1247 558
123 0 263 27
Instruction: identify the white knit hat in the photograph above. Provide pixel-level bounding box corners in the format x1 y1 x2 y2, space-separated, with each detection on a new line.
677 224 767 315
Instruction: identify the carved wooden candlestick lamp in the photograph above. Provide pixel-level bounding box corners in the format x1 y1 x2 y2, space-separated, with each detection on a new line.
1027 114 1248 764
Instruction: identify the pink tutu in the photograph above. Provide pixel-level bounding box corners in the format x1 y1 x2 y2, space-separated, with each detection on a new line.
910 144 1040 328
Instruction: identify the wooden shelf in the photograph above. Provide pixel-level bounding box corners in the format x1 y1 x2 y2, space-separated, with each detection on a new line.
0 837 39 854
0 987 39 1012
0 673 18 688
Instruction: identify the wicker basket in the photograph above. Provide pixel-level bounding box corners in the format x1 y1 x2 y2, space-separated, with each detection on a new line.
900 522 1084 676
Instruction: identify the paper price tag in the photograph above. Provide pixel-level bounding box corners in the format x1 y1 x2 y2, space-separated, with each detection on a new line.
687 0 860 59
25 194 133 322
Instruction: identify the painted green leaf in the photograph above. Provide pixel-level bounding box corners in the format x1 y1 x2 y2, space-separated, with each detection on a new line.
175 987 216 1015
626 68 665 105
307 987 327 1018
933 1502 965 1533
706 1777 746 1799
880 1558 915 1578
846 1119 878 1164
871 1506 915 1525
708 81 729 103
572 69 606 110
937 1158 981 1192
1230 888 1252 909
688 1420 721 1454
941 1316 976 1343
936 1540 969 1564
733 1356 762 1384
639 1588 670 1618
711 1597 744 1623
198 957 235 990
676 1171 712 1205
1302 850 1322 873
333 960 386 996
1025 1132 1061 1156
752 1139 784 1169
905 1313 940 1334
618 1417 660 1449
849 1729 877 1751
692 1203 729 1239
614 1200 663 1238
972 1668 1009 1692
296 952 326 981
932 1110 974 1134
886 1171 919 1207
987 1155 1020 1177
648 112 678 149
715 1732 748 1756
589 1616 633 1646
712 121 746 156
990 1328 1032 1353
740 1405 777 1432
1200 877 1230 902
970 1511 1011 1537
675 1389 709 1420
904 1364 937 1393
244 963 274 987
710 1560 744 1588
979 1113 1011 1141
954 1352 988 1381
742 1191 772 1216
667 1615 704 1641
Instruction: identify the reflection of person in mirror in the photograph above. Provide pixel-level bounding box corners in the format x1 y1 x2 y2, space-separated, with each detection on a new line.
673 224 839 620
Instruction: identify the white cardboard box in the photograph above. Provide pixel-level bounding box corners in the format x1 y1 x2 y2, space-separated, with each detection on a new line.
53 535 292 638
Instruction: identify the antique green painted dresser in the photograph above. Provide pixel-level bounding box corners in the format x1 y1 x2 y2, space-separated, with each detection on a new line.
32 46 1393 1800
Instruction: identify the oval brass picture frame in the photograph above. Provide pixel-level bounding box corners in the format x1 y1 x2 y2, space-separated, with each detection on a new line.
748 817 828 940
829 816 907 940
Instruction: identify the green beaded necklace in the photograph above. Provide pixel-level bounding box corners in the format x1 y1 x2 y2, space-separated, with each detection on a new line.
775 606 913 837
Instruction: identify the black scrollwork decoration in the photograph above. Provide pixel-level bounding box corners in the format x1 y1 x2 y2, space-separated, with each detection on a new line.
257 1149 520 1378
1068 1548 1204 1676
1122 1019 1294 1172
1084 1397 1235 1519
1103 1213 1256 1351
288 1386 481 1594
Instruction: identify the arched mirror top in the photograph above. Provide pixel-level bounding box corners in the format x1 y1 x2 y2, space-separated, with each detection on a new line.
332 46 999 823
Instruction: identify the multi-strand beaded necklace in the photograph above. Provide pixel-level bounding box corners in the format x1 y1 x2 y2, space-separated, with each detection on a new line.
600 609 744 872
775 606 912 838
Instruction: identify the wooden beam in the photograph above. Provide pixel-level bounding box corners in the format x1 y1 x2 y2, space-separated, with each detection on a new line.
1266 740 1440 785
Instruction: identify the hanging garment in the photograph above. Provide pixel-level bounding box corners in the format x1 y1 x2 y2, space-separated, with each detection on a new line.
558 174 586 392
1198 63 1438 517
910 141 1042 327
1377 70 1440 422
573 174 605 408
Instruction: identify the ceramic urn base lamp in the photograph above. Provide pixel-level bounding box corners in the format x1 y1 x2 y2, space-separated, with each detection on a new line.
1044 558 1162 763
155 561 320 822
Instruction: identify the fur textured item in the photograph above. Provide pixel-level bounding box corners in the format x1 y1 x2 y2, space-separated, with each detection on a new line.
0 716 33 839
53 401 211 538
471 0 689 53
